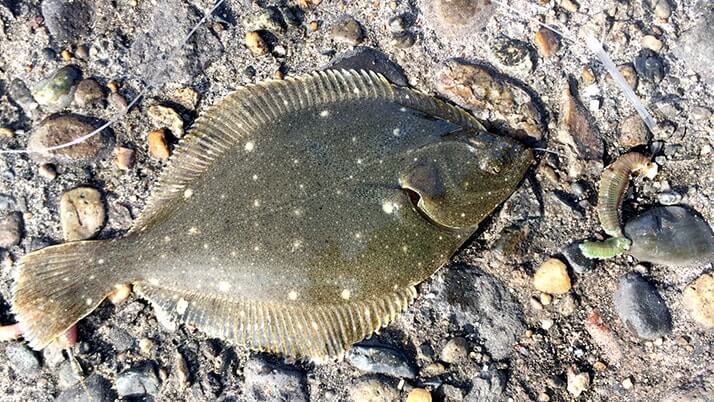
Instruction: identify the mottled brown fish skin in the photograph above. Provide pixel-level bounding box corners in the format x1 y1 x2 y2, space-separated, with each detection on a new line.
12 70 532 358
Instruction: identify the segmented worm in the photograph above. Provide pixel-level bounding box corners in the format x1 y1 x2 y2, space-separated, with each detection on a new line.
597 152 657 237
579 237 632 259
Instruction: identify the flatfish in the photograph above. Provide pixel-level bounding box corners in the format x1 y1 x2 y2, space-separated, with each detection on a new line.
13 70 532 358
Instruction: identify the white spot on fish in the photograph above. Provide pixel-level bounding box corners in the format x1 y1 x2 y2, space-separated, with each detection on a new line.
149 278 159 285
183 188 193 199
291 239 303 252
341 289 351 300
319 110 330 117
86 298 93 305
288 290 299 300
252 174 258 181
244 141 255 152
311 321 319 330
163 236 171 242
176 298 189 315
217 281 231 292
253 199 261 207
382 201 396 214
98 259 104 264
203 243 209 249
393 128 401 136
188 227 199 235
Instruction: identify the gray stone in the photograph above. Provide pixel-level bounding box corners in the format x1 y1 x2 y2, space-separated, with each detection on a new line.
347 343 416 379
115 362 161 397
5 343 41 378
562 241 595 274
9 79 39 117
0 212 22 248
624 206 714 266
41 0 95 43
55 374 116 402
464 367 507 402
242 7 285 33
426 0 496 38
673 6 714 85
491 37 534 72
431 265 525 360
327 47 408 86
329 16 365 45
73 79 105 108
0 194 16 212
634 49 665 83
613 272 672 340
243 357 308 402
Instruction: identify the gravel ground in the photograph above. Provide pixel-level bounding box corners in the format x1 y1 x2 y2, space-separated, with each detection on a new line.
0 0 713 401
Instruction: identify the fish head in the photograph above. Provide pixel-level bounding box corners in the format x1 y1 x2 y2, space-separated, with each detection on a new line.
399 130 533 230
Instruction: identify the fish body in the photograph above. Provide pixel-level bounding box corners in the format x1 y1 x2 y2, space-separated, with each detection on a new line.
13 70 532 358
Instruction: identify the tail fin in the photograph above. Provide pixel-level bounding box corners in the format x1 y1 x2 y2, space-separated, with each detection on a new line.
12 240 122 350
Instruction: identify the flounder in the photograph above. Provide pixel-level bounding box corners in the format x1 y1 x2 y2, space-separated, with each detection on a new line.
12 70 532 358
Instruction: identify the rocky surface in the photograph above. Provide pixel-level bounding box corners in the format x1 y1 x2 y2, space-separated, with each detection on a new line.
0 0 712 401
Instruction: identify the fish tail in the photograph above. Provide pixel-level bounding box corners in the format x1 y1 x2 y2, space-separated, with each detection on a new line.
12 240 126 350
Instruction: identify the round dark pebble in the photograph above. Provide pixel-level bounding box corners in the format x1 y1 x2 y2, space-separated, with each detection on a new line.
347 343 417 379
562 241 595 274
41 47 57 61
115 362 161 397
634 49 665 82
243 357 308 402
55 374 116 402
613 272 672 340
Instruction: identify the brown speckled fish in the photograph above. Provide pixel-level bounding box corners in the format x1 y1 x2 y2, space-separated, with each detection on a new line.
12 70 532 358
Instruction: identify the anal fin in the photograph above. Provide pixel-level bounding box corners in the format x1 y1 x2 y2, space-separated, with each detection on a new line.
134 282 417 359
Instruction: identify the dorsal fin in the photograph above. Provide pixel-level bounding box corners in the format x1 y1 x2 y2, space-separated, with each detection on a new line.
129 69 484 233
134 281 418 359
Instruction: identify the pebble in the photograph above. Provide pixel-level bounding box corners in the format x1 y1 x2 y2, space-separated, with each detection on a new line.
435 60 543 140
55 374 116 402
491 37 533 72
147 128 171 161
73 78 105 107
0 127 14 138
39 163 58 180
634 49 665 83
440 337 468 364
561 0 579 12
616 64 638 90
115 362 161 398
0 194 16 212
242 8 285 33
683 273 714 328
174 351 190 389
41 0 95 43
75 45 89 60
0 212 22 248
27 114 112 165
5 343 40 378
245 31 269 56
388 15 408 32
32 65 82 110
533 258 571 294
624 206 714 266
138 337 155 356
407 388 432 402
622 377 634 390
560 86 603 161
61 49 72 61
243 357 308 402
9 79 39 117
653 0 672 19
390 31 416 48
613 272 672 340
328 47 409 86
641 35 663 52
618 114 650 148
349 377 398 402
115 146 135 170
428 0 495 37
436 384 464 401
557 293 578 316
60 187 105 241
148 104 184 138
534 27 560 58
562 241 595 274
329 16 365 45
541 319 554 330
172 87 200 110
566 369 590 397
539 293 553 306
347 343 417 378
657 191 682 206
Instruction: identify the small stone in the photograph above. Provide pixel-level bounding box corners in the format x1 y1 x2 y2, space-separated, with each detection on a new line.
533 258 571 294
75 45 89 60
539 293 553 305
115 147 135 170
106 81 119 93
683 273 714 328
328 47 409 86
440 337 468 364
541 319 554 330
421 362 447 376
56 374 116 402
566 368 589 397
622 377 634 390
0 212 22 248
350 377 398 402
491 37 534 72
0 194 17 212
73 78 105 107
653 0 672 19
465 367 506 401
38 163 57 180
557 293 578 317
347 343 417 378
172 87 200 110
427 0 496 38
634 49 665 83
641 35 663 52
243 357 308 402
390 31 416 48
116 363 161 398
624 206 714 266
61 49 72 61
534 27 560 57
613 272 672 340
616 64 638 90
245 31 269 56
242 8 285 33
388 15 408 32
308 20 319 32
562 241 595 274
5 344 40 378
560 85 603 161
657 191 682 206
174 352 190 389
32 65 82 110
0 127 14 138
560 0 579 12
27 114 112 165
147 104 184 138
407 388 432 402
147 128 171 161
330 16 365 45
436 384 464 401
60 187 105 241
592 361 607 371
581 66 596 84
109 93 128 110
618 114 650 147
537 392 551 402
9 79 39 117
138 338 155 356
